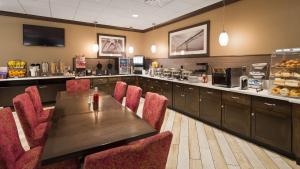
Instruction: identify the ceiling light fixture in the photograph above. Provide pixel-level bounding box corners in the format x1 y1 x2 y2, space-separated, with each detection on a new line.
144 0 173 7
219 0 229 47
92 21 99 52
132 14 139 18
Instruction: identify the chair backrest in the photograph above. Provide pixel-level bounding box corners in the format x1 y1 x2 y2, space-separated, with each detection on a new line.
83 131 173 169
13 93 39 144
25 86 43 114
0 108 25 169
113 81 127 103
66 80 80 92
66 79 91 92
142 92 168 131
79 79 91 91
125 85 142 114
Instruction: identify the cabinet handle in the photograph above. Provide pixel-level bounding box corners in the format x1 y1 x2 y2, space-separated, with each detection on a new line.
39 85 48 89
181 94 185 97
199 98 202 102
150 86 154 89
207 91 213 94
221 105 224 109
231 96 239 100
165 83 169 85
176 85 180 88
264 103 276 107
251 113 255 116
188 87 194 90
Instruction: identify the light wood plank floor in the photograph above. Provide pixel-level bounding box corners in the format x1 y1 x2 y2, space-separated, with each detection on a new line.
12 99 300 169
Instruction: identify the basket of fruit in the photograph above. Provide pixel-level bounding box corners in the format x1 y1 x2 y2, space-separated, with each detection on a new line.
7 60 27 78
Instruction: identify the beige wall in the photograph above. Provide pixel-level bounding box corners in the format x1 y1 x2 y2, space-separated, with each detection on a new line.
1 0 300 65
0 15 143 67
143 0 300 59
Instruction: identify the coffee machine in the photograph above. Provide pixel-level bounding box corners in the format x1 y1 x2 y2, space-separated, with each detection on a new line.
133 56 144 74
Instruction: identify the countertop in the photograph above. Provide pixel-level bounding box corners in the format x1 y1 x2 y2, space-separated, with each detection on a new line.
0 74 299 104
138 75 300 104
0 75 75 82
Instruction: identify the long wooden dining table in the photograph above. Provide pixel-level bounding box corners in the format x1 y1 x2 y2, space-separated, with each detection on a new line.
41 90 158 165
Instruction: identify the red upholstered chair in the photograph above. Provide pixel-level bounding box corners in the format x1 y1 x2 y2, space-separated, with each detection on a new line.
66 79 91 92
125 85 142 114
113 81 127 103
0 108 80 169
0 107 43 169
13 93 49 148
79 79 91 91
25 86 53 123
143 92 168 131
83 131 173 169
66 80 79 92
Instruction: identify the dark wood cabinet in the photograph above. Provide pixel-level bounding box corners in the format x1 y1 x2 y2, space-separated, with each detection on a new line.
184 85 200 117
107 77 121 95
38 79 67 103
222 92 251 138
121 76 136 86
293 104 300 163
92 78 109 93
252 97 292 153
199 88 222 127
173 83 185 112
161 81 173 108
173 83 199 118
0 80 37 106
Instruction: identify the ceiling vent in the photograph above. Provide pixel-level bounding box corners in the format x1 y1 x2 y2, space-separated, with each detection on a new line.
144 0 173 7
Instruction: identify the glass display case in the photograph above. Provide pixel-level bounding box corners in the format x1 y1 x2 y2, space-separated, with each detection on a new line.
269 48 300 98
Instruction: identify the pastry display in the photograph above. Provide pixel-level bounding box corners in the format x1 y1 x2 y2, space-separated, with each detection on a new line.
273 78 285 86
271 87 281 94
289 89 300 97
270 50 300 98
275 59 300 68
285 80 300 87
280 88 290 96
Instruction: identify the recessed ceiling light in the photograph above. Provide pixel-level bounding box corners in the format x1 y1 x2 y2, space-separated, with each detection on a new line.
132 14 139 18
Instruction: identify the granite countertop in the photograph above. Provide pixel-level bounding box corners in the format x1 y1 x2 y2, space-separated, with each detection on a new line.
0 75 76 82
0 74 299 104
139 75 300 104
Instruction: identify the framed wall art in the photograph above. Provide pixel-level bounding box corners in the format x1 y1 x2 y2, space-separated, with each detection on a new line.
168 21 210 58
97 33 126 57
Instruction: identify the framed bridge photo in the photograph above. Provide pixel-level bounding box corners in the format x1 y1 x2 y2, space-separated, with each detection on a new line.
97 33 126 57
168 21 210 58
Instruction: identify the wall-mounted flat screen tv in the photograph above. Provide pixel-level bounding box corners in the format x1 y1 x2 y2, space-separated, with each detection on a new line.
23 24 65 47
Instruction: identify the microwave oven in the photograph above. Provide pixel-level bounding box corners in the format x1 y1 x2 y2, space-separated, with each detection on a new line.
212 68 243 88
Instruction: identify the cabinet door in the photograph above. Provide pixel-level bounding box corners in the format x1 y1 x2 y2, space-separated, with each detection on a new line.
173 83 185 112
293 104 300 163
185 85 200 118
222 92 251 137
121 76 136 86
199 88 222 126
38 84 65 103
93 78 109 93
108 77 121 95
252 97 292 153
0 80 37 107
161 81 173 108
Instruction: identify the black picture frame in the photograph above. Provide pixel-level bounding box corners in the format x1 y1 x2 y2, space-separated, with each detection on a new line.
97 33 126 58
168 20 210 58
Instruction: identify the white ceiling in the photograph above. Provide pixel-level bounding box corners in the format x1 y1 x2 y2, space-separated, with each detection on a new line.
0 0 222 30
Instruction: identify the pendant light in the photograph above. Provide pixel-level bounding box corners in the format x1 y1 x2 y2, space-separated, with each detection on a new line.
151 23 157 54
92 21 99 52
219 0 229 47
